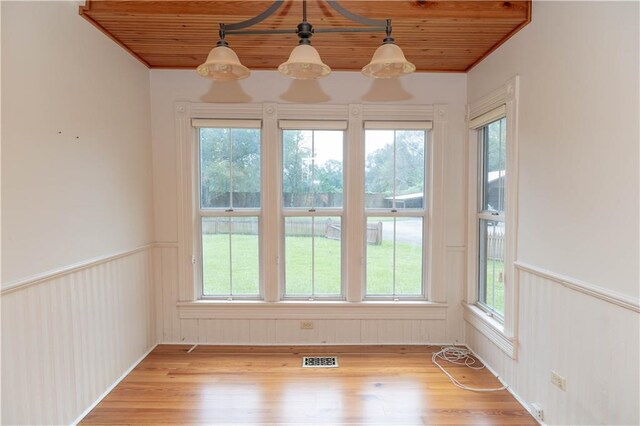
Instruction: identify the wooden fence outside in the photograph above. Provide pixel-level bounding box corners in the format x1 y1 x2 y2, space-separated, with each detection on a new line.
202 218 383 245
487 230 504 260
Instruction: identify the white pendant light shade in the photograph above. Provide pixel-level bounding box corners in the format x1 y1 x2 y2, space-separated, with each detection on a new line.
362 43 416 78
278 44 331 80
196 45 250 80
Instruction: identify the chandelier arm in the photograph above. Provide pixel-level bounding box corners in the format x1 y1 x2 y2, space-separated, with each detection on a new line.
315 27 386 33
223 0 285 32
325 1 388 28
226 29 296 35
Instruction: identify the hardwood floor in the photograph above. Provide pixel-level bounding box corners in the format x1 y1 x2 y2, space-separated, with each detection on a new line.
81 345 536 425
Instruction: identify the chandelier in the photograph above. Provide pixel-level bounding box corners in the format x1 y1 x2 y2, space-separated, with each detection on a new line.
196 0 416 80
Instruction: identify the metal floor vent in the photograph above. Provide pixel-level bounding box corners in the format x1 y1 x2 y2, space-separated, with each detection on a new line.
302 356 339 368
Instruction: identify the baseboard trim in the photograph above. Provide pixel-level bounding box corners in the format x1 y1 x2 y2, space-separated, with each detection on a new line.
464 344 545 426
71 343 157 425
157 342 458 348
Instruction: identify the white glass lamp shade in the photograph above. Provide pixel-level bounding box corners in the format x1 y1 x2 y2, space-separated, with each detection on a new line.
278 44 331 80
362 43 416 78
196 45 250 80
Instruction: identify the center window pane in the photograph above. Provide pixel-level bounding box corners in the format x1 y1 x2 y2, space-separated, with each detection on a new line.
283 130 343 208
285 217 342 297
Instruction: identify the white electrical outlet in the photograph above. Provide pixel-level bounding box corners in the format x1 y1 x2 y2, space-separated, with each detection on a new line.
530 403 544 421
300 320 314 330
551 371 566 391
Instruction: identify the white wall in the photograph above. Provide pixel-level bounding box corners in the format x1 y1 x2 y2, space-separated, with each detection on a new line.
466 1 639 424
1 2 156 424
150 70 469 344
2 1 154 286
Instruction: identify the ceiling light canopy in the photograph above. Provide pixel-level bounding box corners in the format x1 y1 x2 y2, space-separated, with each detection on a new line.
197 0 415 81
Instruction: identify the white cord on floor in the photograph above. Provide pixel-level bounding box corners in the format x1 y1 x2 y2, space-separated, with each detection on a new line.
432 346 508 392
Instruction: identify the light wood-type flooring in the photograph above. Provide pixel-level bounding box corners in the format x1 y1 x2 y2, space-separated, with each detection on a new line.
81 345 536 425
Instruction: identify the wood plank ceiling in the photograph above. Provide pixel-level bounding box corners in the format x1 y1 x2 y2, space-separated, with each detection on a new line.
79 1 531 72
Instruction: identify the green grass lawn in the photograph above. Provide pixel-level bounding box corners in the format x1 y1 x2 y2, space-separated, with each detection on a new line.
202 234 422 297
483 259 505 315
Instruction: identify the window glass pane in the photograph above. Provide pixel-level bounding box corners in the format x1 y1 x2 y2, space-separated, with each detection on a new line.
200 128 230 208
481 118 506 212
313 132 343 208
366 217 394 295
365 130 426 209
284 217 313 295
395 131 425 209
230 217 260 295
395 217 423 295
365 131 395 209
479 219 505 315
200 127 261 209
313 217 342 295
285 216 342 297
366 217 423 297
231 129 261 208
283 130 313 208
202 217 259 296
283 130 343 209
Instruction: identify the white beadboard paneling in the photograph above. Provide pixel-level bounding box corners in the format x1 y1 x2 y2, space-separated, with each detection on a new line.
465 269 640 425
1 249 156 426
445 247 466 343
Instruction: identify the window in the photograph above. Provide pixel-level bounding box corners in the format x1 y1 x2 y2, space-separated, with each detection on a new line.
281 123 345 299
477 116 506 318
364 123 429 299
197 122 262 299
180 103 445 310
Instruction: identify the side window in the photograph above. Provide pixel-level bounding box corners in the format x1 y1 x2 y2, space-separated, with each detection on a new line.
477 117 506 318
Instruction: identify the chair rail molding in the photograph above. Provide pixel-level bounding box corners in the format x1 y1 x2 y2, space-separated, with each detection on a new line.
515 261 640 313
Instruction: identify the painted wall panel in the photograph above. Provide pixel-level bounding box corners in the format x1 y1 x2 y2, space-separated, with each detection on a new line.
1 1 153 285
1 250 156 425
466 269 640 425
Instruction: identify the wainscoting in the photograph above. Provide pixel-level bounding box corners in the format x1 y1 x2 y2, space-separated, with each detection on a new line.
465 266 640 425
153 245 466 345
1 247 157 426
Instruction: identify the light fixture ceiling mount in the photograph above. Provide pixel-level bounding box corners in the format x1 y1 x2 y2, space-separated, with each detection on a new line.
197 0 415 81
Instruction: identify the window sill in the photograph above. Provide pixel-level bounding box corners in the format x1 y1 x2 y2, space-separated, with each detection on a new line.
463 302 516 359
177 300 448 320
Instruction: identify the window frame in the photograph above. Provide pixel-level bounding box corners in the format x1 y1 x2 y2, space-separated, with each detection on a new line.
194 122 264 300
174 102 448 316
279 124 347 300
363 125 432 301
464 76 520 359
475 118 506 320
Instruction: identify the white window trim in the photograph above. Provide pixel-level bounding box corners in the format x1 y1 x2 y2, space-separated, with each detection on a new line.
362 126 430 301
174 102 448 318
465 76 520 359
